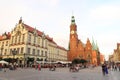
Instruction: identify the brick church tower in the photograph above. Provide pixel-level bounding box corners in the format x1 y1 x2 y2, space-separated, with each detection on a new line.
68 16 100 65
68 16 78 61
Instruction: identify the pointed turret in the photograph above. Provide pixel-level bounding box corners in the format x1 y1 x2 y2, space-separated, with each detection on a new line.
96 41 99 51
86 38 91 45
19 17 22 24
92 37 97 50
33 27 38 36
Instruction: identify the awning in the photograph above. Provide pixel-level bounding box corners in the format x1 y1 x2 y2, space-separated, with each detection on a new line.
115 61 120 63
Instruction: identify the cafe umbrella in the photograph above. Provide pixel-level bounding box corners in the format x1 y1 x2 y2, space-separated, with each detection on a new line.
0 60 9 64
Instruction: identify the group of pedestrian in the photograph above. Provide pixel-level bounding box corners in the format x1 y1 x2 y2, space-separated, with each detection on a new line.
49 65 56 71
111 63 120 71
69 65 79 72
101 64 108 76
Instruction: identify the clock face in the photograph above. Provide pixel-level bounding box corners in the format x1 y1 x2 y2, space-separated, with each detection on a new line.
70 30 75 34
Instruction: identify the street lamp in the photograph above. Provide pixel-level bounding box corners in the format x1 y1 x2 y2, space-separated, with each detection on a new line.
12 49 17 64
24 53 25 67
0 45 3 58
23 53 28 67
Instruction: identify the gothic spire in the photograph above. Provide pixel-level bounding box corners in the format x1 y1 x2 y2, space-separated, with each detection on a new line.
96 41 99 51
71 16 75 24
92 37 97 50
19 17 22 24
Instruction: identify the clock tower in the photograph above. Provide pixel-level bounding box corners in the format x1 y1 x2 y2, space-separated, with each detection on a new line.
69 16 78 61
68 16 101 65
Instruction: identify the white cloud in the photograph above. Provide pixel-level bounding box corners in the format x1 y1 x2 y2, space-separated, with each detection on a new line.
78 4 120 60
0 0 120 60
90 5 120 20
0 0 28 34
37 0 59 6
95 32 120 60
89 5 120 26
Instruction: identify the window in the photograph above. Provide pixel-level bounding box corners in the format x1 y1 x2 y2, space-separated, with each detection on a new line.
21 47 24 53
41 50 43 56
15 36 17 44
32 49 35 55
45 40 47 48
119 46 120 50
88 54 90 57
42 39 44 47
2 42 4 46
4 49 7 55
6 41 8 46
18 35 21 43
10 49 12 55
37 50 40 55
38 38 40 44
11 36 14 44
45 51 47 56
34 35 36 44
28 34 31 43
17 48 19 54
27 48 31 54
22 34 25 42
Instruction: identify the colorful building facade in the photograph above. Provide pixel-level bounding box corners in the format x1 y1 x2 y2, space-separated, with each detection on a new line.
68 16 103 65
109 43 120 63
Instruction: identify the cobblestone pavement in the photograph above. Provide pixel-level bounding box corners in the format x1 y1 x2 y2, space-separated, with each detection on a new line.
0 67 118 80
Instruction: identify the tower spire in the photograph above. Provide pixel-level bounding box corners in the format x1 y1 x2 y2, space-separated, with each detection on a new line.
71 15 75 24
19 17 22 24
92 37 96 50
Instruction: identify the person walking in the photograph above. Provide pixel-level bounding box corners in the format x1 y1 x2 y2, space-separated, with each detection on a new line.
101 64 105 76
118 64 120 71
104 64 108 75
3 64 7 72
114 64 117 71
0 63 2 71
38 64 41 71
112 64 114 71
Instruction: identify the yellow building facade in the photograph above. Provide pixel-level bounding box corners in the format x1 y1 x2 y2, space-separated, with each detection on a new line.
109 43 120 63
0 18 67 65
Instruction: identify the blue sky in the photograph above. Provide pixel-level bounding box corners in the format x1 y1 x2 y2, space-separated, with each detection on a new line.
0 0 120 60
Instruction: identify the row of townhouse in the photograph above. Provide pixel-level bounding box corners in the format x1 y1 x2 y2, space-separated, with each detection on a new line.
0 18 68 65
109 43 120 63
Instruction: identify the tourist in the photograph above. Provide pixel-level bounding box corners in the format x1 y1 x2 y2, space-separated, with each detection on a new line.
38 64 41 71
101 64 105 76
104 64 108 75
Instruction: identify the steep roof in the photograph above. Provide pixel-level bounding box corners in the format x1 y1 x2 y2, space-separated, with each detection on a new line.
23 23 57 45
78 39 85 47
0 32 11 40
23 23 43 36
92 38 97 50
0 35 2 40
57 45 67 51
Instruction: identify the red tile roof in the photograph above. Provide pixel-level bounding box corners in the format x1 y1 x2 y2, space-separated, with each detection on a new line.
0 21 66 50
0 35 2 40
57 45 67 51
23 23 57 44
0 32 11 40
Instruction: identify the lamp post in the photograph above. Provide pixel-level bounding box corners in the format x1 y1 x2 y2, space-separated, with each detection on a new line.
0 45 3 58
24 53 25 67
12 49 17 64
24 53 28 67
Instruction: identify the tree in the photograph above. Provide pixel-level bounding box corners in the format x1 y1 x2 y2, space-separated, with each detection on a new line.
72 58 87 64
72 58 80 64
79 59 87 64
